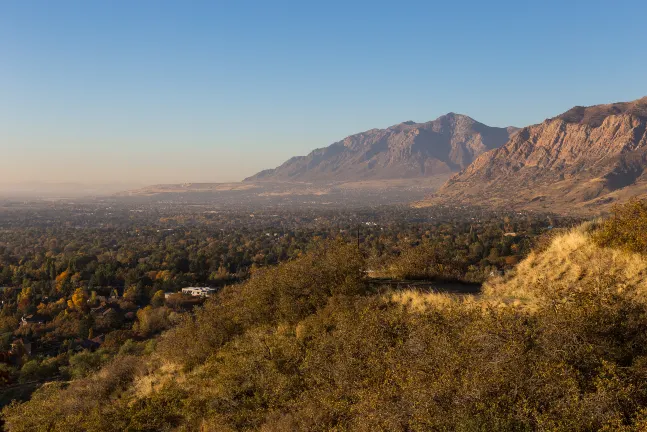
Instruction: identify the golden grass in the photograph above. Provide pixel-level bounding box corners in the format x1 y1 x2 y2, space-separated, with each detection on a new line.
132 360 185 399
388 290 472 312
484 223 647 307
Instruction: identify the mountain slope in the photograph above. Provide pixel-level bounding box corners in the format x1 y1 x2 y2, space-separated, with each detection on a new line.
419 96 647 212
246 114 517 182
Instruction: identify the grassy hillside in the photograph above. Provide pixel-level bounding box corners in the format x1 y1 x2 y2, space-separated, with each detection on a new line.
6 204 647 431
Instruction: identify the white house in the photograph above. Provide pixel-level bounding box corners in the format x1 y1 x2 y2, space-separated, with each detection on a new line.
181 287 216 298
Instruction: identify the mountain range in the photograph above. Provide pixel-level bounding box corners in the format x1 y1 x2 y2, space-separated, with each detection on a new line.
121 96 647 214
245 114 518 182
418 96 647 212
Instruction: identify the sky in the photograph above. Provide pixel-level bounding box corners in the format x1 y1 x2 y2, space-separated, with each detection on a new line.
1 0 646 186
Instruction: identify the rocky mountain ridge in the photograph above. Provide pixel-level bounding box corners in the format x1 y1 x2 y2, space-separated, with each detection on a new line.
418 97 647 212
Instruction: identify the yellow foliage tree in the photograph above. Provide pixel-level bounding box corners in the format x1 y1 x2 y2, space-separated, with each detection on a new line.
55 270 71 292
55 270 70 284
155 270 173 282
17 287 32 312
69 288 89 311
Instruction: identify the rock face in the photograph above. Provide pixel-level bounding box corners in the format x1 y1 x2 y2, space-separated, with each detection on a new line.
245 114 516 182
421 97 647 212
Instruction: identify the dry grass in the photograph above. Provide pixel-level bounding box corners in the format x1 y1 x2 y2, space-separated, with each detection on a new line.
388 289 477 312
132 359 185 399
484 222 647 307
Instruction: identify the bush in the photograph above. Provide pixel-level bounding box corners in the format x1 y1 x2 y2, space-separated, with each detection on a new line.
4 356 144 432
133 306 173 337
593 199 647 253
157 240 367 368
388 242 465 280
65 349 109 379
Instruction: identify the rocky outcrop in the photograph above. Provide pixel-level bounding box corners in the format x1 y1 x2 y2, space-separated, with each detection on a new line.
420 97 647 213
245 114 516 182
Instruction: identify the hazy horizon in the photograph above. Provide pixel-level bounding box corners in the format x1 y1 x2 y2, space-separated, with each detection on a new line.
2 1 646 186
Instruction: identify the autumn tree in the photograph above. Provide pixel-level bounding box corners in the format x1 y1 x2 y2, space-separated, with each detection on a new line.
67 288 89 311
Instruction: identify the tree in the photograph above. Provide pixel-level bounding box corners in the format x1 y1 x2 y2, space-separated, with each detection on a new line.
17 287 33 314
68 288 89 311
151 290 165 307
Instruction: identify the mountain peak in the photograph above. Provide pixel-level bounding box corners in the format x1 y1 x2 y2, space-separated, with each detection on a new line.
245 115 514 183
436 112 467 121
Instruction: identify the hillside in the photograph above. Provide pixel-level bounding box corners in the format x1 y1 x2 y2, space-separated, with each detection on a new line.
245 114 517 182
418 96 647 213
7 203 647 431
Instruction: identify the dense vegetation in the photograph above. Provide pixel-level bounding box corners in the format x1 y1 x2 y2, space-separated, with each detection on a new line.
593 198 647 253
0 202 561 397
1 201 647 430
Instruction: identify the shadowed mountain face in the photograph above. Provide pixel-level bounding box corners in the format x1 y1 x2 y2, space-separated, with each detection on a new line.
419 97 647 213
245 114 517 182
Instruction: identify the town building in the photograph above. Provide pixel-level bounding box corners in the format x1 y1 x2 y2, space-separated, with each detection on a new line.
181 287 216 297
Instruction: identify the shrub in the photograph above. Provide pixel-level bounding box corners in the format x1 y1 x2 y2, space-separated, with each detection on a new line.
133 306 173 337
19 360 55 383
593 199 647 253
65 349 109 379
388 242 465 280
157 240 367 368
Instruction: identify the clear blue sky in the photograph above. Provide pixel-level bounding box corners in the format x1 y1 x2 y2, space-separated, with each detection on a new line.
1 0 646 185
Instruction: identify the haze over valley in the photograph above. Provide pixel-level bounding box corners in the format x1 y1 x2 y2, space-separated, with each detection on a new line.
8 96 647 216
65 96 647 215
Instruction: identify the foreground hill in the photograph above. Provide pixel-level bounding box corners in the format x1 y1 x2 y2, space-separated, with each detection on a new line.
7 202 647 431
246 114 517 182
419 96 647 213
